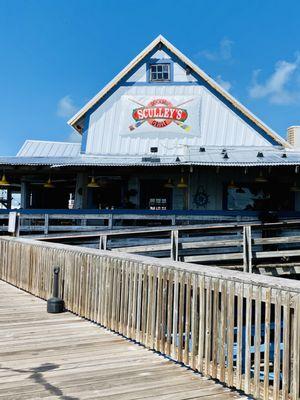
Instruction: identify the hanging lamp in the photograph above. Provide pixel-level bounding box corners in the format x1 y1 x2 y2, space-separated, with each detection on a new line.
164 178 175 188
0 174 10 187
44 177 55 189
177 177 188 189
255 170 268 183
87 176 100 188
228 180 238 189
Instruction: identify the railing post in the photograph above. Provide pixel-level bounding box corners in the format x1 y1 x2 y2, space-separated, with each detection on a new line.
170 230 179 261
47 267 64 313
108 214 113 229
292 296 300 399
99 235 107 250
243 226 252 273
8 211 20 237
44 214 49 235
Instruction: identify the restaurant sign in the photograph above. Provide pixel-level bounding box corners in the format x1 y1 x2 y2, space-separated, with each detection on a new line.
119 96 201 137
129 98 192 131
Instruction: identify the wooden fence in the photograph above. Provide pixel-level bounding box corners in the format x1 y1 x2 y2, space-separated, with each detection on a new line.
0 236 299 400
43 220 300 274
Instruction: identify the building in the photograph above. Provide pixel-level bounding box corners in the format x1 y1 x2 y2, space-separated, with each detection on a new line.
1 35 300 219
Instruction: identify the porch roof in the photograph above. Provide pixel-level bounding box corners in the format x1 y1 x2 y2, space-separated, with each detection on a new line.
2 146 300 167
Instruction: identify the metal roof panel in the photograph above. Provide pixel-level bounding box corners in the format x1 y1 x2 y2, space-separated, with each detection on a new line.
17 140 81 157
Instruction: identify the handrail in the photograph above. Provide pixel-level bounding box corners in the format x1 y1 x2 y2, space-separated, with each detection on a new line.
0 236 299 399
39 220 300 274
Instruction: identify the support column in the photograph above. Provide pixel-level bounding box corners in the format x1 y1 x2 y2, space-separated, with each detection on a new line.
74 172 88 209
20 181 28 209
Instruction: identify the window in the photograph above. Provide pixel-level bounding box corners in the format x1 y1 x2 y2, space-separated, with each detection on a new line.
150 63 170 82
225 183 294 211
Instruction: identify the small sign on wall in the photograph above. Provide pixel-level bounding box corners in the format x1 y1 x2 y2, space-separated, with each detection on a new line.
8 212 19 235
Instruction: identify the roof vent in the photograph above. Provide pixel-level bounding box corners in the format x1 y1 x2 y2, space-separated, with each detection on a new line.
176 156 181 162
199 147 206 152
282 153 287 158
221 149 227 154
287 126 300 147
257 152 264 158
223 152 229 159
150 147 158 153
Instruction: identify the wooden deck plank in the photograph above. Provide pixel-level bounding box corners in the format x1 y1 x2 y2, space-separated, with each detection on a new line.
0 280 247 400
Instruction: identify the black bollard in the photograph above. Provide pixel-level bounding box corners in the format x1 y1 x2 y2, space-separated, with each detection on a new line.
47 267 64 313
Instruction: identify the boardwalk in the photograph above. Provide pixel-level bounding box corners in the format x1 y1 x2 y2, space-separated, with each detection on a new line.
0 280 246 400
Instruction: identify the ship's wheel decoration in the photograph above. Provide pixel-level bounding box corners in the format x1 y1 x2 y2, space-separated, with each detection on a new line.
193 185 209 208
129 98 194 132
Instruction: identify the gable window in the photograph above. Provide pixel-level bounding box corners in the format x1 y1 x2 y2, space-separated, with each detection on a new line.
150 63 170 82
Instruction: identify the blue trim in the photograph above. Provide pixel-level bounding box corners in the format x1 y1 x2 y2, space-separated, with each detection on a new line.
87 45 163 115
1 208 300 218
80 110 91 154
121 81 200 86
146 58 174 83
156 46 279 146
84 42 280 147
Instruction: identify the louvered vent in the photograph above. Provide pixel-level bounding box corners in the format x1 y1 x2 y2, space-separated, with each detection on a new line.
287 126 300 147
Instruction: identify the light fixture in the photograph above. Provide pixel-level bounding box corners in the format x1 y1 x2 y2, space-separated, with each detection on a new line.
164 178 175 188
228 180 237 189
255 170 268 183
0 174 10 187
290 182 300 192
87 176 100 188
44 177 55 189
177 177 188 189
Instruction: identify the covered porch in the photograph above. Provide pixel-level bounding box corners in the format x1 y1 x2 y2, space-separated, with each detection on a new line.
0 164 299 212
0 161 300 234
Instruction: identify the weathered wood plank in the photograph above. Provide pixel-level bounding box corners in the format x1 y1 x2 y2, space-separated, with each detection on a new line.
0 281 245 400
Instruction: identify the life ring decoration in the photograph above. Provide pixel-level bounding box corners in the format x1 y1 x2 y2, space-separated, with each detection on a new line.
193 186 209 208
128 98 194 132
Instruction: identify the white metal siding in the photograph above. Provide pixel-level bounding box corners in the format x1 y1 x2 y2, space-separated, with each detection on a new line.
86 84 272 156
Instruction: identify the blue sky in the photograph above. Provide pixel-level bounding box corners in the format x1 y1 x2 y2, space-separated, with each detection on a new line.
1 0 300 155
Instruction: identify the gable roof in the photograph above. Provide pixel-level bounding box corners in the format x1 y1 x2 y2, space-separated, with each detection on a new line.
68 35 289 148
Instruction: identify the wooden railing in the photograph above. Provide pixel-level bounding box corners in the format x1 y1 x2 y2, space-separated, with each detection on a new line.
43 220 300 274
0 236 299 399
0 209 289 234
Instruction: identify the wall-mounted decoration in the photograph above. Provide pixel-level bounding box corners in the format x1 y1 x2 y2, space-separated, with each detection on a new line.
129 98 192 131
193 185 209 208
119 95 201 138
